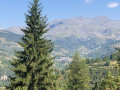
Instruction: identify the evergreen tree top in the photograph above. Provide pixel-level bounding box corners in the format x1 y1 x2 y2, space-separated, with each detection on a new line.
8 0 56 89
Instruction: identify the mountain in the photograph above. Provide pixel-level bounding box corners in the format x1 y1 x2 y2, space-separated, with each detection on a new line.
5 26 24 35
0 31 22 86
47 16 120 39
48 16 120 57
1 16 120 58
0 16 120 85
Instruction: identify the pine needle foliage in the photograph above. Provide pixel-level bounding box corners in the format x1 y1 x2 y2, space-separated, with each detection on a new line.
67 52 90 90
114 48 120 90
101 72 116 90
8 0 56 90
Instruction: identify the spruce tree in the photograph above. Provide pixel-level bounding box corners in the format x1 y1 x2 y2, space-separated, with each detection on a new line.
92 82 100 90
115 48 120 89
67 52 90 90
101 72 116 90
8 0 56 90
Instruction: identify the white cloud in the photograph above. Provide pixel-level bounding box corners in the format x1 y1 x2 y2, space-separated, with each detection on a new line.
84 0 92 3
107 2 119 8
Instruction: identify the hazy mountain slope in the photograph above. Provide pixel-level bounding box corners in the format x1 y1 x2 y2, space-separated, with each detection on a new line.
5 26 24 35
0 30 22 42
1 16 120 58
0 16 120 86
0 31 22 86
47 16 120 40
48 16 120 57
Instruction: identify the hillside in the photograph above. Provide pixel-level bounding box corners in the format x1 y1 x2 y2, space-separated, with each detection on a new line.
48 16 120 57
0 16 120 86
0 31 22 86
1 16 120 58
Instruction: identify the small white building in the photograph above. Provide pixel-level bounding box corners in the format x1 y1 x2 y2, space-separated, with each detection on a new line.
1 75 7 81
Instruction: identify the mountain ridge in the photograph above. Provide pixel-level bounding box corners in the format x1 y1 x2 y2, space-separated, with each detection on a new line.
0 16 120 58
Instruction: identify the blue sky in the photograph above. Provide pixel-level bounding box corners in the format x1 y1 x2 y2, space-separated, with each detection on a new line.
0 0 120 28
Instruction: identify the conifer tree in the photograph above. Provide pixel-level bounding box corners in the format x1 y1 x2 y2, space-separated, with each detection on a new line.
8 0 56 90
92 82 100 90
114 48 120 89
67 52 90 90
101 72 116 90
